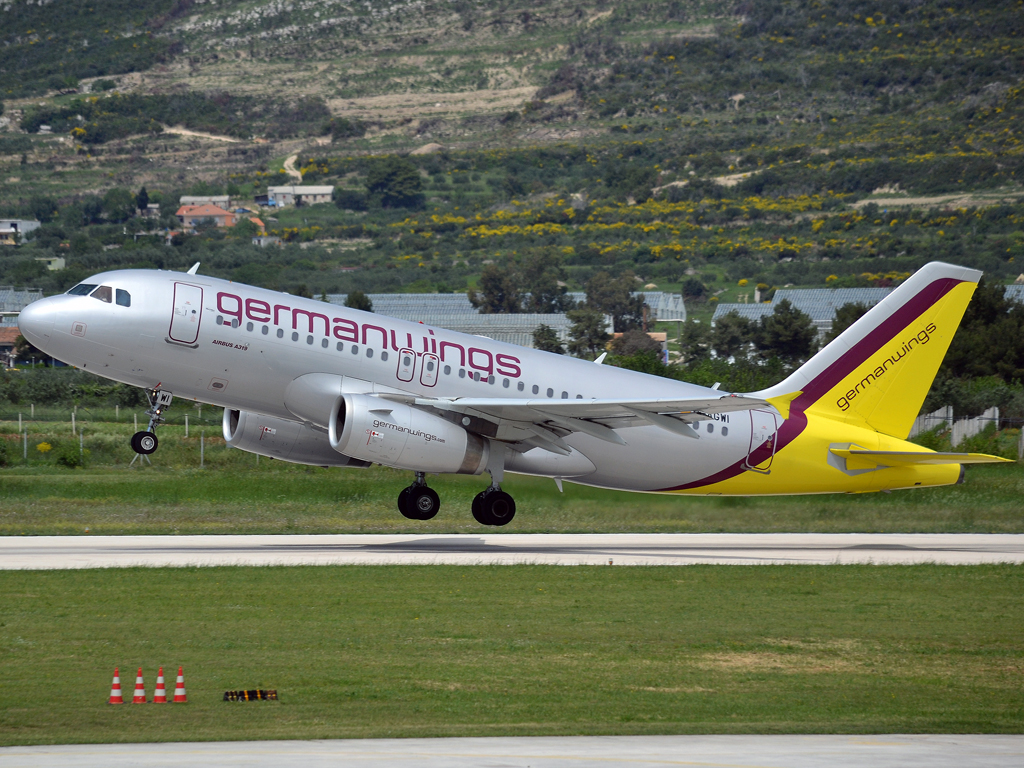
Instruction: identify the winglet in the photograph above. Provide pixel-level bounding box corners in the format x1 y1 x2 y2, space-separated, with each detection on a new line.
594 352 607 365
187 262 200 275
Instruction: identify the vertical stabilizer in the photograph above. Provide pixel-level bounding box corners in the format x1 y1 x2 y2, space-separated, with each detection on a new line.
754 262 981 438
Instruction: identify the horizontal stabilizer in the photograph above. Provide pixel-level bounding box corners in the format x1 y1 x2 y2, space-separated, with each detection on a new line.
829 448 1012 468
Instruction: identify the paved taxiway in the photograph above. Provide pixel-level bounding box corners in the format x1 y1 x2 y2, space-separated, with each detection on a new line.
1 735 1021 767
2 533 1022 568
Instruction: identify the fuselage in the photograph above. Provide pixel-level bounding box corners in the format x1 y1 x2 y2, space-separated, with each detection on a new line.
17 268 961 495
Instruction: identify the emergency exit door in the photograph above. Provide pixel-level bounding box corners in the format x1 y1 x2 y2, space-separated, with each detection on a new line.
169 282 203 344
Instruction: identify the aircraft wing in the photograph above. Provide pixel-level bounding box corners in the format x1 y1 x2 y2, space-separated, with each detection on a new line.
378 393 771 450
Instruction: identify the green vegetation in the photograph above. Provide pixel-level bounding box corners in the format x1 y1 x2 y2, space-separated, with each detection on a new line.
1 564 1021 745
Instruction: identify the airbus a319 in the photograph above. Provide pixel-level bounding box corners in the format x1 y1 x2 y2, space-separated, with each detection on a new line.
17 260 1009 526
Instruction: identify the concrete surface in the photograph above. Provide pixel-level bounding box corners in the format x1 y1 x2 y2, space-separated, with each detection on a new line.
1 533 1022 569
0 735 1022 767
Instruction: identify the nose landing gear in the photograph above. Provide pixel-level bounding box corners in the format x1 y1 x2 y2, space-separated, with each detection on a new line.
130 388 173 455
398 472 440 520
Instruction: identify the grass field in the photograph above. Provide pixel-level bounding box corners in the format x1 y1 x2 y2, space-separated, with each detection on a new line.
1 418 1023 535
1 565 1021 745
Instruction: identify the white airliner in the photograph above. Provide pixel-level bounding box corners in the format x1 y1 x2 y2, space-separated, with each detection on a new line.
17 261 1008 525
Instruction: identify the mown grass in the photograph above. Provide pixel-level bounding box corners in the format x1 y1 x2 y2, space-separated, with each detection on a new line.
0 420 1022 535
0 565 1020 745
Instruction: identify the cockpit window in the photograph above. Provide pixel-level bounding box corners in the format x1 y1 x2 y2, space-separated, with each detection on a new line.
90 285 113 303
67 283 97 296
115 289 131 307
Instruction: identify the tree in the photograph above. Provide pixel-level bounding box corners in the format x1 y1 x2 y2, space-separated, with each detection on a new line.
711 311 755 360
566 307 610 359
681 277 709 303
520 250 574 313
102 188 136 222
345 291 373 313
585 270 645 332
757 299 817 365
135 186 149 213
827 302 871 343
532 324 565 354
610 329 661 356
28 195 58 223
365 155 424 209
679 320 711 364
468 263 522 314
942 278 1024 383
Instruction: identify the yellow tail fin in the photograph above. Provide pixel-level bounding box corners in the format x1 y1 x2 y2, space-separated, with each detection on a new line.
756 262 981 439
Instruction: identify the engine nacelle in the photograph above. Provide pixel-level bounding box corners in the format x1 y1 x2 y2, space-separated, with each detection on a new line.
223 409 371 469
329 393 489 474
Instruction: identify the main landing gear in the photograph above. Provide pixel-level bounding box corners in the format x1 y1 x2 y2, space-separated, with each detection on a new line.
130 389 173 456
397 460 516 527
398 472 441 520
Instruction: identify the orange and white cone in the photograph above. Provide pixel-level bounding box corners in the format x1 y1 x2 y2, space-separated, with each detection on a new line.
172 666 187 703
109 667 124 705
132 667 147 704
153 667 167 703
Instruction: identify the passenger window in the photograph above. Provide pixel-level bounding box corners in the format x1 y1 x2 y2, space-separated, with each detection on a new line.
216 315 224 325
459 369 466 378
367 348 374 358
291 332 299 341
91 285 112 303
473 372 481 382
277 328 284 338
246 322 253 332
262 326 269 335
443 365 451 375
352 345 359 354
115 289 131 307
518 381 525 391
707 423 714 433
561 391 568 399
321 338 328 349
546 388 554 398
336 342 344 351
576 394 583 399
381 351 389 362
67 283 97 296
503 378 509 388
722 426 729 437
532 385 539 394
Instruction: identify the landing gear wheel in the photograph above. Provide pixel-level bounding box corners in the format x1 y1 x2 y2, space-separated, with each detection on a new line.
130 431 158 455
472 488 516 526
398 485 440 521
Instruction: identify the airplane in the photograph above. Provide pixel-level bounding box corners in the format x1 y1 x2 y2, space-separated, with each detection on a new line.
16 260 1009 525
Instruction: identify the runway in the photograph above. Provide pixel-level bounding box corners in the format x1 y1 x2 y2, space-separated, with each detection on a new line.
2 533 1023 569
0 735 1021 767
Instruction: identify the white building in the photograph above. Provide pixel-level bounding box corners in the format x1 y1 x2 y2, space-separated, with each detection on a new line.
267 186 334 207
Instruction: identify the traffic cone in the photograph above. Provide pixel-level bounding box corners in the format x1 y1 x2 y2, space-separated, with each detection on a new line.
132 667 147 704
108 667 124 705
173 666 187 703
153 667 167 703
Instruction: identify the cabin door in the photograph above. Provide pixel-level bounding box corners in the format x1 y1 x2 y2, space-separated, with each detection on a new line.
743 409 779 474
169 282 203 344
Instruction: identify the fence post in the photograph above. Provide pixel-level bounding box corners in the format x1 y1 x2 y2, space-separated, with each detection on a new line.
200 430 204 468
71 412 76 436
1019 429 1024 461
80 431 84 458
116 405 119 421
185 414 189 438
30 403 34 418
18 413 21 431
23 431 27 462
134 413 138 431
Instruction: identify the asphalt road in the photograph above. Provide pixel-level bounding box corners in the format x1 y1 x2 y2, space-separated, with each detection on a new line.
1 533 1022 569
0 735 1021 767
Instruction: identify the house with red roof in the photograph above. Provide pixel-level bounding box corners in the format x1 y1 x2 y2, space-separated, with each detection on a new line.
176 204 236 229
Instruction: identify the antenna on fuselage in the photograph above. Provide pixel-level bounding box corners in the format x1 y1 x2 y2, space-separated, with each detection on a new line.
187 262 200 275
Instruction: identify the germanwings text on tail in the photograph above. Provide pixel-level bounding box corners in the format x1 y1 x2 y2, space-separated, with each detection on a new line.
18 261 1009 526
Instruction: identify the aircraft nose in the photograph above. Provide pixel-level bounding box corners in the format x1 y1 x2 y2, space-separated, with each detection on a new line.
17 297 56 349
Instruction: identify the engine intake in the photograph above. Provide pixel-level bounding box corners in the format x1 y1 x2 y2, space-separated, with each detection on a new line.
223 409 370 468
329 393 488 474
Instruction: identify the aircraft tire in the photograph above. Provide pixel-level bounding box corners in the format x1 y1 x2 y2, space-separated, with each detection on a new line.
131 431 158 455
409 486 440 520
472 489 516 526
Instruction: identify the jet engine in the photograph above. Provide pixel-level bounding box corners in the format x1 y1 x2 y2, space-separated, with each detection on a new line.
223 409 371 468
329 393 489 474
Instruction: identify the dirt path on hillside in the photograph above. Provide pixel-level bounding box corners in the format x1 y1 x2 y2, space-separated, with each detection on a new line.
327 86 538 120
283 154 303 182
162 126 242 143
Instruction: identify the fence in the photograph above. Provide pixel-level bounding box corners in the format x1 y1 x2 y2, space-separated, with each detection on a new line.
910 405 1012 453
